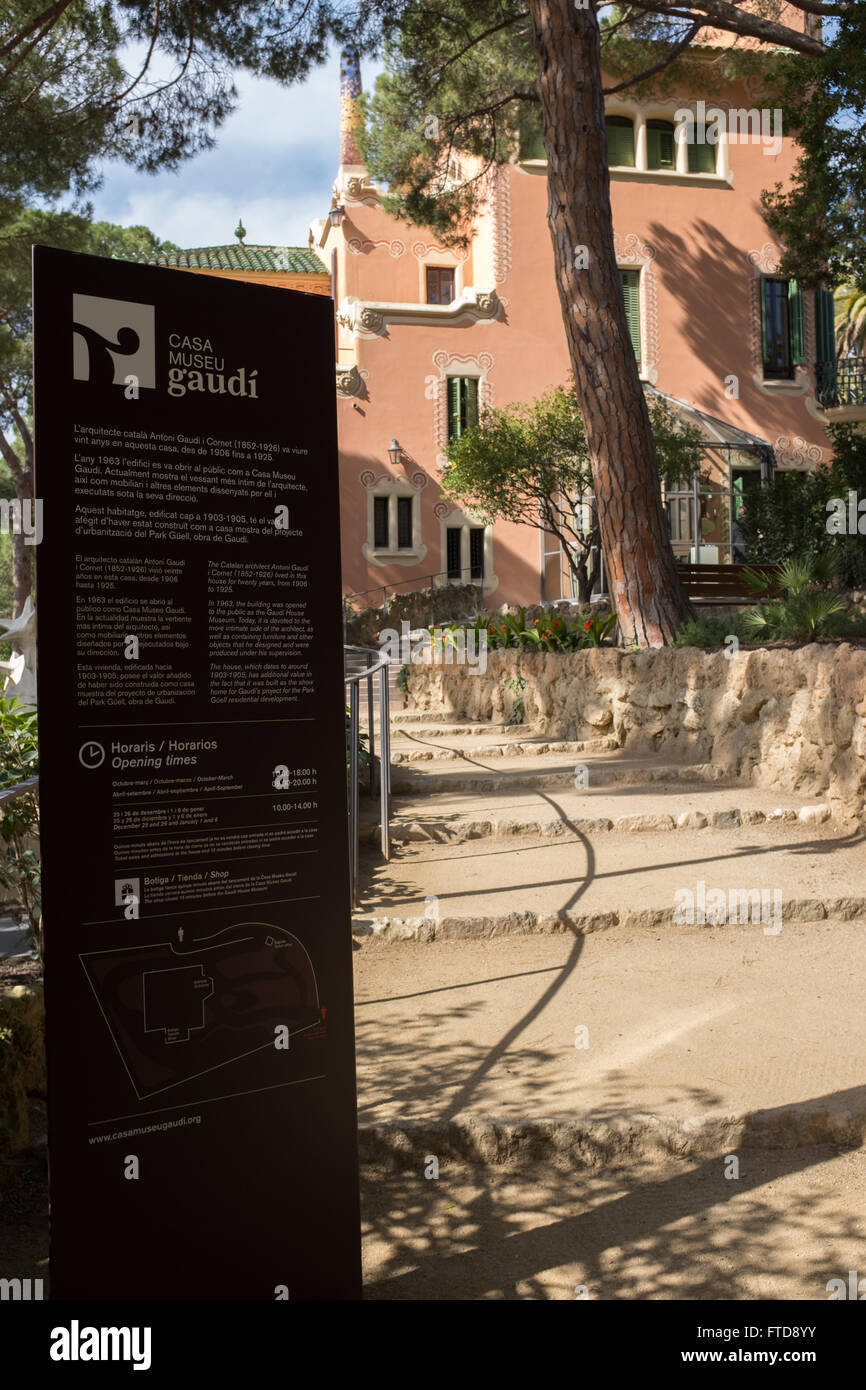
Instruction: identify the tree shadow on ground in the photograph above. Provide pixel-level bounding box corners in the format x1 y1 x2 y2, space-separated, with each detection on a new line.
361 1107 866 1299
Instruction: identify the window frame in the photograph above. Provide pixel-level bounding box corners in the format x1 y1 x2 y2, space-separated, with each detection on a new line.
373 495 389 550
396 495 414 550
605 115 636 169
646 118 676 171
618 267 642 365
426 265 456 306
760 275 805 380
446 375 480 442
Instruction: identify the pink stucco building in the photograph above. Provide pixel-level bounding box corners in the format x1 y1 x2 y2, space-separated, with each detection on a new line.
153 30 862 610
311 39 860 610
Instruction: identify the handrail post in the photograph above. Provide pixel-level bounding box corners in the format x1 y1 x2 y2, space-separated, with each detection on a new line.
366 653 376 798
348 679 360 907
378 660 391 861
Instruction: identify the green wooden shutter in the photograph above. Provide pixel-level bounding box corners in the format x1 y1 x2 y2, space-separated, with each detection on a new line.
464 376 479 429
647 122 675 170
447 376 462 440
815 287 836 365
687 137 716 174
518 110 546 160
759 275 770 368
788 279 806 366
605 118 635 168
619 269 641 362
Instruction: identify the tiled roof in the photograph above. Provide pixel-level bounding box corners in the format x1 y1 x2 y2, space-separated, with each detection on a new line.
143 245 328 274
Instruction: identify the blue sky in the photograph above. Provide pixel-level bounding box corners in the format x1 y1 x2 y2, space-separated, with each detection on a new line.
88 51 356 251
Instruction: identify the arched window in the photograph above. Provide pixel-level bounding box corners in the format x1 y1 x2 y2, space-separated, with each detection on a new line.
605 116 635 168
647 119 675 170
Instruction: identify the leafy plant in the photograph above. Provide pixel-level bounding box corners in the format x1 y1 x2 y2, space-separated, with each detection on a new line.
580 611 619 647
0 697 40 954
742 555 852 642
395 664 410 694
739 424 866 589
502 673 527 725
444 606 617 652
674 614 750 649
345 706 371 786
440 384 704 603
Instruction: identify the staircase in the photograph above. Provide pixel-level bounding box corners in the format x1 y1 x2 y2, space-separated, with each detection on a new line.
353 709 865 1156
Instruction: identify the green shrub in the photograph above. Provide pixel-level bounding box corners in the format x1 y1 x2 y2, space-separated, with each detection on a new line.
674 614 751 649
739 423 866 588
502 673 527 724
442 606 617 653
0 699 40 955
741 556 865 642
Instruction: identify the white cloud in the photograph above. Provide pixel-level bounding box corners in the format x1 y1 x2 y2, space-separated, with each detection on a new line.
88 50 380 248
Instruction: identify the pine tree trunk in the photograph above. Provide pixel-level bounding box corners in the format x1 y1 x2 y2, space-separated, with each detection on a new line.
12 526 32 617
527 0 693 646
12 467 34 617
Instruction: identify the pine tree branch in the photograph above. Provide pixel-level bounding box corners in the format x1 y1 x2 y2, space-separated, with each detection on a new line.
603 20 702 95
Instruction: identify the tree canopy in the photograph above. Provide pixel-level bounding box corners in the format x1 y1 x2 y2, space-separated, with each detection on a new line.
0 205 179 609
441 384 705 600
357 0 854 267
0 1 401 207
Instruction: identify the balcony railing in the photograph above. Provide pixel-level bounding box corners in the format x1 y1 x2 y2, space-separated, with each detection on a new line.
815 357 866 409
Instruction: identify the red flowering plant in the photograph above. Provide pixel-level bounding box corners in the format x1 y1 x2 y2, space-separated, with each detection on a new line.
580 611 618 647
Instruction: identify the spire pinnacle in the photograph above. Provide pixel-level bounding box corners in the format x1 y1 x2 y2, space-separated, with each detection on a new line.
339 48 363 166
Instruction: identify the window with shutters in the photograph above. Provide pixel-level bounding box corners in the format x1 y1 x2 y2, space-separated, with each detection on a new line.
426 267 456 305
446 527 462 579
618 269 641 364
447 376 480 441
373 496 389 550
814 287 836 366
760 277 804 379
396 496 413 549
444 521 491 585
646 119 676 170
469 529 485 581
686 129 716 174
518 109 547 160
605 116 635 168
368 487 423 560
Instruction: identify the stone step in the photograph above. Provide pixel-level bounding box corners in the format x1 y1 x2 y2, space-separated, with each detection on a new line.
355 821 855 935
390 737 616 764
376 784 832 845
390 710 487 725
353 927 866 1145
389 750 727 795
391 722 530 739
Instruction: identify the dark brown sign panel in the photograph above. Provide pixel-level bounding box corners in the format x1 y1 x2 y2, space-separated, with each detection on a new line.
33 246 360 1300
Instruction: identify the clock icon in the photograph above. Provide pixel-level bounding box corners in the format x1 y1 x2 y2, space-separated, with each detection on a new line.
78 740 105 769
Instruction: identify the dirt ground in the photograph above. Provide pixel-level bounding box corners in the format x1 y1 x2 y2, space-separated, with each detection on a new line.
3 1126 863 1300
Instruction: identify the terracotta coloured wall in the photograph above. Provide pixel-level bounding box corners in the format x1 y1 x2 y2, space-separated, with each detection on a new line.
325 62 833 607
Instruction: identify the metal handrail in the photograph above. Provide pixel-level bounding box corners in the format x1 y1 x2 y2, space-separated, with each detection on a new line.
343 570 488 644
344 646 391 907
345 568 455 605
815 356 866 409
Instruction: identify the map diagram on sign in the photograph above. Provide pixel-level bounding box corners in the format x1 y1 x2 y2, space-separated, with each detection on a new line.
80 922 324 1102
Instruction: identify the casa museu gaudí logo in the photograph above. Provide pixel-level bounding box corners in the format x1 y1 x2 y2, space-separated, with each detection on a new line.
72 293 260 400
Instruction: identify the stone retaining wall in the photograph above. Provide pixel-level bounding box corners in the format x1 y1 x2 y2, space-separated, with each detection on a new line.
0 983 45 1176
404 644 866 820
